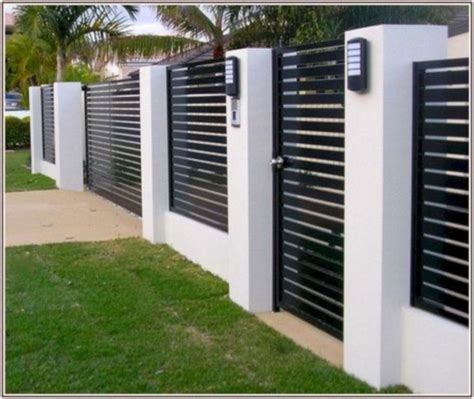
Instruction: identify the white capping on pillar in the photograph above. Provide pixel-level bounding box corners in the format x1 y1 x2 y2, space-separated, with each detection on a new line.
226 48 274 312
54 82 84 191
140 65 169 243
29 86 43 174
343 25 447 389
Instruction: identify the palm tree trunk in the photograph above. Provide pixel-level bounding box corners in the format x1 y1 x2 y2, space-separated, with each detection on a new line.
56 50 66 82
213 43 224 59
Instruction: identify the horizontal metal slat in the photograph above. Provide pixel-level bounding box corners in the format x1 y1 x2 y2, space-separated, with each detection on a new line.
171 95 226 105
283 194 343 219
283 231 343 263
422 220 468 244
423 236 468 261
283 254 342 289
423 171 468 191
173 164 227 186
422 188 468 209
282 266 343 303
283 120 344 133
422 88 469 102
422 105 468 120
173 148 226 165
422 252 468 278
283 243 343 275
282 49 345 66
282 170 344 190
421 139 468 155
173 172 227 195
283 218 343 247
283 181 343 205
172 122 226 134
173 139 226 155
422 155 468 173
282 78 344 92
288 159 344 176
423 204 468 227
423 69 468 86
282 107 344 119
172 85 225 96
283 206 344 234
172 105 226 114
283 145 344 162
173 157 227 175
422 122 468 137
282 93 344 105
419 285 468 314
282 278 343 316
281 292 343 335
172 131 226 144
421 268 468 296
281 64 344 80
172 114 226 124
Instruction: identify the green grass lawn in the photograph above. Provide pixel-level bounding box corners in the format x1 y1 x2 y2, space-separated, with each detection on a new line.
6 238 409 394
6 149 56 192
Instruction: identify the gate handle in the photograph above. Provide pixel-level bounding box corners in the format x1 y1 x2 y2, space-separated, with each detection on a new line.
271 156 287 170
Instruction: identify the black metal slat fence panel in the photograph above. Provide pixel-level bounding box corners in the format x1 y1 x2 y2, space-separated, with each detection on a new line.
274 39 345 339
84 78 142 216
41 85 55 163
168 59 228 231
411 57 470 326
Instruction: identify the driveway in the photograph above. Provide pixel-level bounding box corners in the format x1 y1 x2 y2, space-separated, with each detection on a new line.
6 190 141 247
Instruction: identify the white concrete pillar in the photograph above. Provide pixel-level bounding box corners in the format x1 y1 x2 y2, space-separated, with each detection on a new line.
54 82 84 191
227 48 274 312
29 86 43 174
343 25 447 388
140 65 169 243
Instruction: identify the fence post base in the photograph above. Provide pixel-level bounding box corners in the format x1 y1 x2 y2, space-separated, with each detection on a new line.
140 65 169 243
343 25 451 390
226 48 274 313
29 86 43 174
54 82 84 191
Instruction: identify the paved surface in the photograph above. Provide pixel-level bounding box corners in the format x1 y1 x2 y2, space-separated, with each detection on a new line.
257 311 343 367
6 190 141 247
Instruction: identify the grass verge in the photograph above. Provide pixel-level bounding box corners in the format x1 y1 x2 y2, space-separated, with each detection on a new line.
6 238 410 394
6 149 56 192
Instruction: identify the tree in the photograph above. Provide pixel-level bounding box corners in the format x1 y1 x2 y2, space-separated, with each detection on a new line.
5 34 55 106
230 5 456 48
15 5 137 81
113 6 251 61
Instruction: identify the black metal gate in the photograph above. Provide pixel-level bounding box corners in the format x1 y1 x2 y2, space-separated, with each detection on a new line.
41 85 55 164
273 40 345 339
411 57 470 326
84 78 142 215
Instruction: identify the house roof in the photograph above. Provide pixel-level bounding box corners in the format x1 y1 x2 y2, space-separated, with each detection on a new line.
5 12 15 34
128 37 229 77
448 6 469 37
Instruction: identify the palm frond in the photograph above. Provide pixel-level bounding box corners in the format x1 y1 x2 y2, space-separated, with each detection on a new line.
105 35 204 62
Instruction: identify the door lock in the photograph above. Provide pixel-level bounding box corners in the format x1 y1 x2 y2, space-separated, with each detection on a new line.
271 156 286 169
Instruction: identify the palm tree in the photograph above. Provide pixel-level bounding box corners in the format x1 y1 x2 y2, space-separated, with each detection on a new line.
111 6 251 62
15 5 137 81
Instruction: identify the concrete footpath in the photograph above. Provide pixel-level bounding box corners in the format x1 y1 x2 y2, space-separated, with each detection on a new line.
6 190 141 247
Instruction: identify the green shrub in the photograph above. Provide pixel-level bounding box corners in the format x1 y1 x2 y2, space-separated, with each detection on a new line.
6 116 30 149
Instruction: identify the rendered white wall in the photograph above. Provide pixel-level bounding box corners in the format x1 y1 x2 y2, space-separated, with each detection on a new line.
29 86 57 181
344 25 451 390
29 86 43 174
401 307 469 394
54 82 84 191
448 32 470 58
140 65 169 243
226 48 274 312
165 211 229 281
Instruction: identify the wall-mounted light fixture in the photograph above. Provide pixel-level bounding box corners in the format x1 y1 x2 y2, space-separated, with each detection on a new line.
347 38 368 92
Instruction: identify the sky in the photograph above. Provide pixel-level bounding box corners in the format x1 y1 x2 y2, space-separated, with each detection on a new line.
4 4 173 36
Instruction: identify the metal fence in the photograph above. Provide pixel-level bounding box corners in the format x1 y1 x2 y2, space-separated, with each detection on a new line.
168 58 228 231
273 39 346 339
411 57 470 326
41 85 55 164
84 77 142 215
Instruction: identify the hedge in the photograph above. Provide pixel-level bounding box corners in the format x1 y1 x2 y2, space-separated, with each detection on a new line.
6 116 30 149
